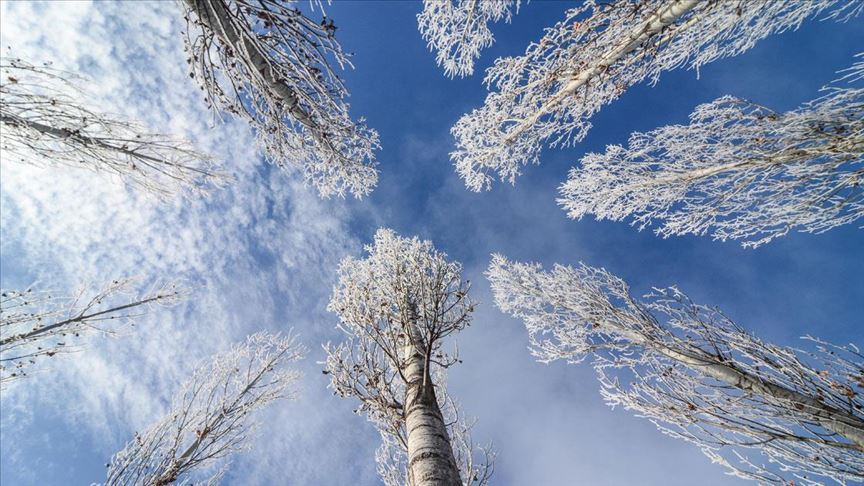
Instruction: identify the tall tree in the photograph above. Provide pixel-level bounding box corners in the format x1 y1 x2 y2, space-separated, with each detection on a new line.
559 57 863 248
0 58 226 198
324 229 493 486
181 0 380 198
0 279 185 388
105 332 304 486
417 0 521 79
488 255 864 485
450 0 861 191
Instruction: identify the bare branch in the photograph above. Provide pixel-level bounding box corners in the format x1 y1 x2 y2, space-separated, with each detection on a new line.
0 279 186 388
180 0 379 198
0 58 229 199
105 332 305 486
488 255 864 485
451 0 861 191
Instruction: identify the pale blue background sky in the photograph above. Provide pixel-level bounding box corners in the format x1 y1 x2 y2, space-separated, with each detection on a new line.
1 2 862 485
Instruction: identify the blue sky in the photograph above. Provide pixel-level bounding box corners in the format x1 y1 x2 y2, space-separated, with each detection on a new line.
0 1 862 485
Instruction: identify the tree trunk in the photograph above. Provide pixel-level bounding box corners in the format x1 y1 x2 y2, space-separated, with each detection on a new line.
402 323 461 486
502 0 702 143
610 323 864 450
182 0 332 150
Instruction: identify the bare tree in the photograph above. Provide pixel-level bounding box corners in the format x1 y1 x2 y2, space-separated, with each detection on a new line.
417 0 521 79
180 0 380 198
323 229 493 486
0 58 227 199
488 255 864 485
105 331 305 486
451 0 861 191
0 279 185 388
560 57 864 248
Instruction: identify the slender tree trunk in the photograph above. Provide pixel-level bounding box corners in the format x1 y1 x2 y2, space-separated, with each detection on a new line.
182 0 332 149
402 322 461 486
608 322 864 450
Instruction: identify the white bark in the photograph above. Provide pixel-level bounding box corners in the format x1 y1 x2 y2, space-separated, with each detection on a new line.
501 0 699 144
403 322 461 486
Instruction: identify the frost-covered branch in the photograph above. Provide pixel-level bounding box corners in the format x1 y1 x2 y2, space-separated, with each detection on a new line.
488 255 864 485
324 229 492 485
181 0 379 198
0 58 228 198
560 57 864 248
417 0 521 78
0 279 185 388
451 0 861 191
105 332 305 486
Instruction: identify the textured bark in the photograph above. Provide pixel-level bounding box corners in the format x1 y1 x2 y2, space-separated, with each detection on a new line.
403 323 461 486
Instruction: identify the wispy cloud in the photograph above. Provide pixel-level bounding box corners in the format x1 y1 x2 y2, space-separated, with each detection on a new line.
1 1 374 484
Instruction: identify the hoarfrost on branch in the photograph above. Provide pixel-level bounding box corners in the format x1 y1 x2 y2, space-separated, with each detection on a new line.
181 0 380 198
451 0 861 191
417 0 521 79
488 255 864 485
560 56 864 248
105 332 305 486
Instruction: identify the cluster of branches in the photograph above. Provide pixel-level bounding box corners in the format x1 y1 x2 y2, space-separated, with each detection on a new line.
323 229 493 485
560 56 863 248
180 0 379 198
0 58 227 199
0 279 186 388
488 255 864 485
105 332 304 485
417 0 522 79
450 0 861 191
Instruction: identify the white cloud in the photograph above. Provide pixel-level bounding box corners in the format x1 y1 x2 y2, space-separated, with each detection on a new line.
1 1 376 484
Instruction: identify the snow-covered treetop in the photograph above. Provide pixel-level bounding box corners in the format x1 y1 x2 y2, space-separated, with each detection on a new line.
451 0 861 191
559 55 863 247
106 332 304 486
487 254 864 485
417 0 521 79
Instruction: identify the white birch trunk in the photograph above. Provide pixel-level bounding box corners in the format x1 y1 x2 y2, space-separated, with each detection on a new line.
182 0 323 142
403 322 461 486
610 323 864 449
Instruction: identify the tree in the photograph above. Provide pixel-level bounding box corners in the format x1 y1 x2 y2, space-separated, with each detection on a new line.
559 57 863 248
487 255 864 485
0 58 227 199
105 332 304 486
0 279 185 388
324 229 493 486
417 0 521 79
180 0 380 198
450 0 861 191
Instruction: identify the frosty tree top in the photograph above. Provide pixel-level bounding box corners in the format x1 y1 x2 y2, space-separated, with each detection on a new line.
451 0 861 191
